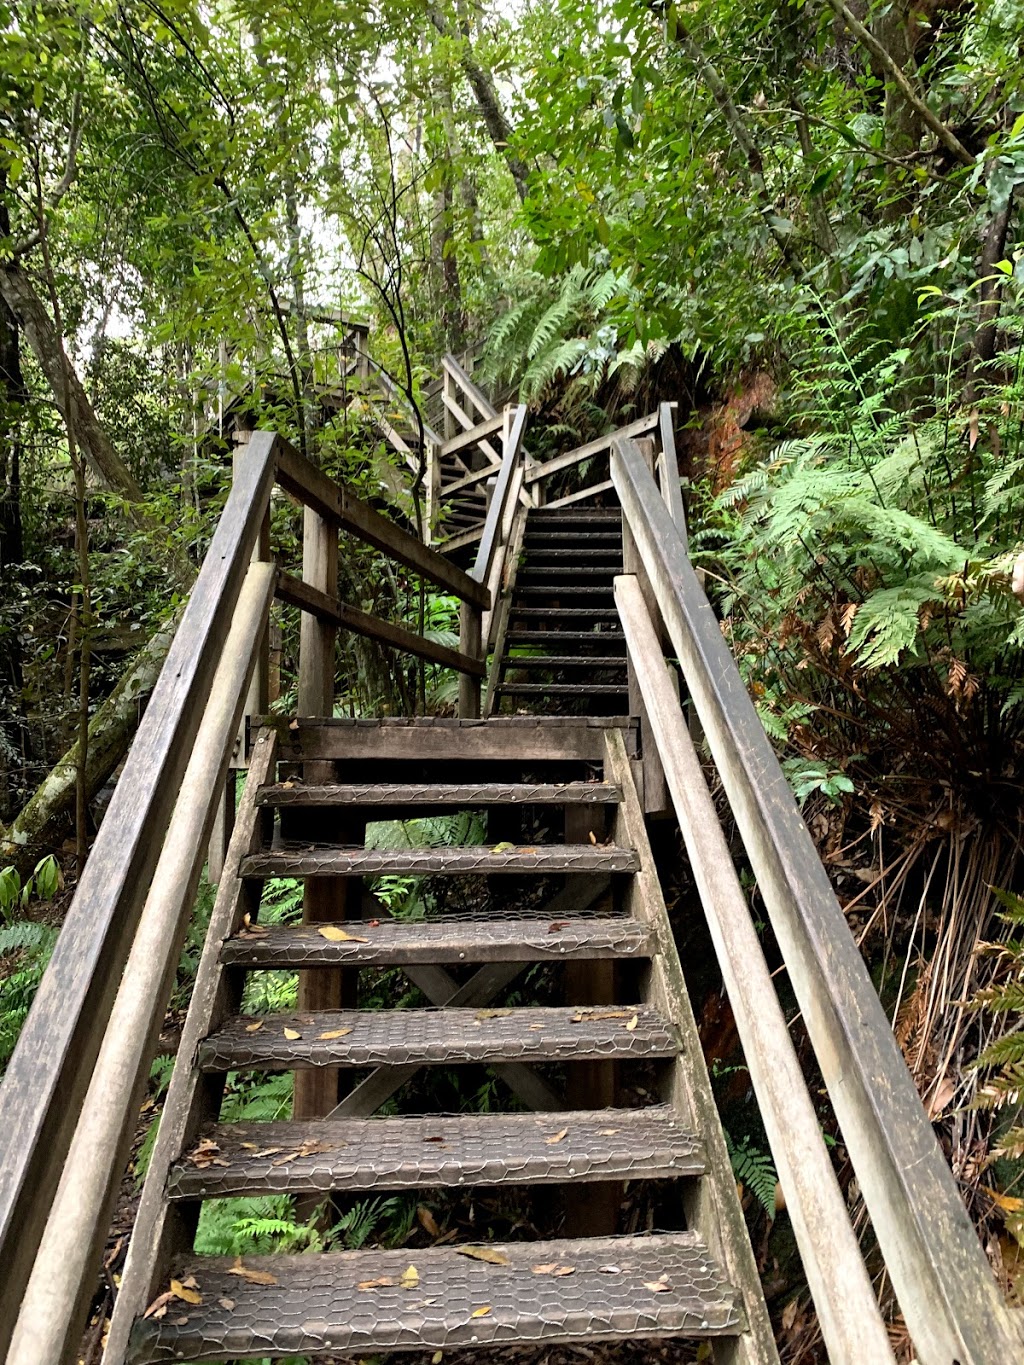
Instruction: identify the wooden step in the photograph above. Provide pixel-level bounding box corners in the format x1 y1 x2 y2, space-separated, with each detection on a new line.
518 567 620 580
497 684 628 697
523 549 623 561
508 607 621 620
515 586 615 598
503 656 626 669
240 843 638 878
529 512 621 525
197 1004 681 1073
221 916 653 968
255 780 622 808
127 1233 743 1362
506 631 626 646
166 1106 702 1200
524 532 623 544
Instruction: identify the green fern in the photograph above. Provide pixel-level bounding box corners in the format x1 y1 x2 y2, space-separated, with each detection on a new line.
726 1133 778 1220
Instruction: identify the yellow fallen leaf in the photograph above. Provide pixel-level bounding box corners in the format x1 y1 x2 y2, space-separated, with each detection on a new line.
457 1246 511 1266
227 1258 277 1285
245 1021 264 1033
170 1278 202 1306
400 1265 419 1289
319 1028 353 1039
625 1014 638 1032
984 1185 1024 1214
432 1353 443 1365
283 1028 302 1040
418 1205 440 1237
471 1305 492 1318
318 925 368 943
491 841 516 853
544 1129 568 1145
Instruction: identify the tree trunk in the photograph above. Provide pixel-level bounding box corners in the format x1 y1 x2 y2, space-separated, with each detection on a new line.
0 613 179 881
0 262 143 499
428 5 530 203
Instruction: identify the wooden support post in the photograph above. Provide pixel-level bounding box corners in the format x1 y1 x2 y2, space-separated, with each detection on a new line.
458 602 482 718
564 800 619 1236
425 440 441 546
294 506 351 1121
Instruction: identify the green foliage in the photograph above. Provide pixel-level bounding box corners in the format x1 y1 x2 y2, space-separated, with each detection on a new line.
0 918 58 1073
725 1132 778 1221
0 856 60 917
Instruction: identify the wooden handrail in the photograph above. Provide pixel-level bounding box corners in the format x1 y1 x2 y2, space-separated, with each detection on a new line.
614 574 894 1365
440 412 504 456
274 438 489 610
0 431 279 1354
275 570 486 677
472 404 528 588
523 411 659 486
610 436 1023 1365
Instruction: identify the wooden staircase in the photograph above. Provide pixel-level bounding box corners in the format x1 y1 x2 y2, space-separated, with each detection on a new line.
106 718 775 1363
492 507 629 715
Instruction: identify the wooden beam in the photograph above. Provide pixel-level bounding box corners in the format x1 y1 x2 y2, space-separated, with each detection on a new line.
274 439 489 609
440 412 504 456
8 564 277 1365
523 413 659 486
615 574 895 1365
442 353 497 422
611 436 1023 1365
543 478 615 510
473 405 528 586
440 460 502 500
276 571 486 677
0 432 278 1354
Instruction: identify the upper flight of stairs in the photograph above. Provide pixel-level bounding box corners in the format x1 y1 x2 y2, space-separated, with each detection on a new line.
109 717 775 1364
492 507 629 715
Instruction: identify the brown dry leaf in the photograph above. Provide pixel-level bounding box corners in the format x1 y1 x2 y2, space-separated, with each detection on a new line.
319 1028 353 1040
624 1014 638 1032
281 781 295 789
288 718 299 730
471 1305 492 1318
318 925 368 943
457 1246 511 1266
218 1297 236 1311
597 1128 619 1136
544 1129 568 1145
554 1266 576 1277
418 1205 440 1238
532 1264 558 1275
358 1276 395 1290
644 1278 671 1294
283 1027 302 1041
475 1008 512 1021
253 1147 282 1159
400 1265 420 1290
781 1299 800 1332
548 921 571 933
143 1291 174 1320
271 1152 300 1167
245 1021 264 1033
927 1075 956 1119
240 1142 258 1150
570 1009 629 1023
170 1278 202 1306
227 1258 277 1286
423 1135 447 1144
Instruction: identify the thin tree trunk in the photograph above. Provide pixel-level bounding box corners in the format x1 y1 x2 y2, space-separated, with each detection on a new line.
0 261 143 499
0 614 179 881
428 5 530 203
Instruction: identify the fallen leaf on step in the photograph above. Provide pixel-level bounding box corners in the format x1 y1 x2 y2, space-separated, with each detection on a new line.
400 1265 420 1290
240 1142 257 1149
319 1028 352 1039
358 1276 395 1290
318 925 368 943
245 1021 264 1033
423 1135 447 1144
471 1305 492 1318
170 1278 202 1306
588 831 597 844
548 921 571 933
288 718 299 730
271 1151 300 1166
241 914 268 937
625 1014 638 1032
432 1353 443 1364
418 1205 440 1237
570 1010 629 1023
283 1027 302 1040
457 1246 511 1266
599 1265 622 1274
490 842 516 853
368 918 381 928
475 1008 512 1021
521 847 538 854
554 1266 576 1276
218 1297 236 1311
143 1291 174 1320
644 1276 671 1293
532 1263 573 1276
280 781 295 789
597 1128 619 1137
544 1129 568 1145
227 1258 277 1285
252 1147 282 1159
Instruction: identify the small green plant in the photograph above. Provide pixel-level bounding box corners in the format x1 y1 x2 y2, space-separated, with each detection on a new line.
781 758 855 807
0 918 59 1073
726 1133 779 1221
0 855 60 917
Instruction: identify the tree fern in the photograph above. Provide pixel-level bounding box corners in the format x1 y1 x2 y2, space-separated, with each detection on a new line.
726 1133 778 1220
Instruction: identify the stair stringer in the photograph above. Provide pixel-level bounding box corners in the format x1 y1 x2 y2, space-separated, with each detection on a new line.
603 728 779 1365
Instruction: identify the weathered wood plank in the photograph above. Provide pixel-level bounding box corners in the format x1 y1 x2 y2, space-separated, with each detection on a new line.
523 413 659 487
0 432 278 1354
276 571 486 677
440 460 502 500
440 412 504 456
603 729 779 1365
274 439 489 608
542 478 615 510
473 404 528 586
611 436 1022 1365
8 564 277 1365
615 575 894 1365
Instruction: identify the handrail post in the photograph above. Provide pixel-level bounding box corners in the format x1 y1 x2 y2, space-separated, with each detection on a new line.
294 501 352 1120
458 601 482 718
